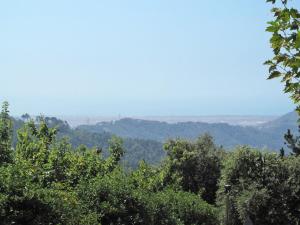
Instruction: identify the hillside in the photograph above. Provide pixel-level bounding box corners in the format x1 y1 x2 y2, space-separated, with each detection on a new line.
11 111 299 168
259 111 298 133
78 112 300 151
11 117 164 168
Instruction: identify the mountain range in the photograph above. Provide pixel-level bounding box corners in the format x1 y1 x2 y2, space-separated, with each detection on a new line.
78 111 299 151
11 111 299 168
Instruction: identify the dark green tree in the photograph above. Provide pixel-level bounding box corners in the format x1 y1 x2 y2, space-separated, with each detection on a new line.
284 127 300 155
217 147 300 225
0 101 13 164
163 134 223 204
21 113 30 121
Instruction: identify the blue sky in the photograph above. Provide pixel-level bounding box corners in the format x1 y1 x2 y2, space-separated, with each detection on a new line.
0 0 295 116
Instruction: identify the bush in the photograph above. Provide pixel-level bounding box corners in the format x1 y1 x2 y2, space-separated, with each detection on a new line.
77 169 218 225
218 146 300 225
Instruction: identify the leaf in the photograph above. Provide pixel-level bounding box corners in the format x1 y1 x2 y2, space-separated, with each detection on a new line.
266 24 279 32
271 33 283 50
268 71 281 79
269 65 277 73
264 60 273 65
295 31 300 49
290 8 300 19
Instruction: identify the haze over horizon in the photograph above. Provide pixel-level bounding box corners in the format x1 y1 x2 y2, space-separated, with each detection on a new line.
0 0 295 116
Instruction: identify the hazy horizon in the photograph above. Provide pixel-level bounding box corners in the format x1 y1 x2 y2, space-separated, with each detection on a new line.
0 0 295 116
13 114 280 128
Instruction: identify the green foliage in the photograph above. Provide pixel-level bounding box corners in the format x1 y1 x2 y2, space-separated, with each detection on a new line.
265 0 300 112
165 134 223 203
2 100 300 225
15 119 57 167
143 189 217 225
0 101 13 164
105 136 124 171
163 134 224 204
2 1 300 224
11 116 165 169
77 169 146 225
131 160 168 192
77 169 218 225
0 163 80 224
12 111 300 160
284 127 300 155
218 147 300 225
0 103 218 225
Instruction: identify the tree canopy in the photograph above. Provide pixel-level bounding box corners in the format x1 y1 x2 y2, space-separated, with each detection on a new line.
265 0 300 112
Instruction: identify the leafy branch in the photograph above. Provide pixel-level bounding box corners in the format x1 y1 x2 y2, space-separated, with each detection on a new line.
265 0 300 112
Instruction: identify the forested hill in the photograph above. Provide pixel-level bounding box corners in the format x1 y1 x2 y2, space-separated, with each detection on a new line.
11 111 299 168
11 117 164 168
77 111 299 151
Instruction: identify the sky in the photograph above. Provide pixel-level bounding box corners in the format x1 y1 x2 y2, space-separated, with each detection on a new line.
0 0 295 116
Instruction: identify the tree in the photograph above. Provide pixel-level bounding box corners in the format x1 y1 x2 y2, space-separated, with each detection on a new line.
0 101 13 164
77 169 218 225
105 136 125 171
217 147 300 225
15 119 57 167
265 0 300 112
21 113 30 121
284 128 300 155
163 134 224 204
